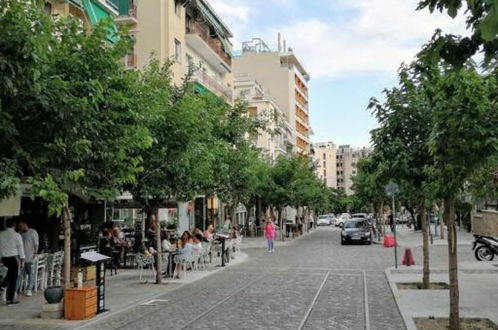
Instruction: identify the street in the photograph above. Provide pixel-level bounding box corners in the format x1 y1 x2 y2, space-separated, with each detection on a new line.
81 227 411 330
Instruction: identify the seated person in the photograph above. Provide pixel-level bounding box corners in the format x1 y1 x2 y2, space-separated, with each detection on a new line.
174 231 200 278
161 231 174 252
193 228 209 242
204 225 214 241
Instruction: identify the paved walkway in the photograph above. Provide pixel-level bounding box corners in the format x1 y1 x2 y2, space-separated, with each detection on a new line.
1 226 483 330
394 226 474 248
0 252 248 330
74 227 406 330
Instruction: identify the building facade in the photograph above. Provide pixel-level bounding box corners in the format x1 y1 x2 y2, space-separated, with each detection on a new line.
336 145 371 195
46 0 120 32
116 0 233 101
233 38 311 154
234 75 293 162
313 142 337 188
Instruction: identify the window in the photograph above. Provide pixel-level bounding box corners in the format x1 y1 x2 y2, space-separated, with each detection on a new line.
323 153 326 159
174 39 181 62
44 1 52 15
324 170 327 177
323 161 326 168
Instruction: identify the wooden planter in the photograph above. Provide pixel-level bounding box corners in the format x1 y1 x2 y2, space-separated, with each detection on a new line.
64 286 97 320
70 265 96 282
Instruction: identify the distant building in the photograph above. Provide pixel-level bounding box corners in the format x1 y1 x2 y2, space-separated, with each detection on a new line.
233 38 311 154
336 145 371 195
234 75 293 162
313 142 337 188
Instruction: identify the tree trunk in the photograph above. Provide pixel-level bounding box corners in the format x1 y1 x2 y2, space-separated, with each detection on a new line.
62 204 72 288
420 202 430 290
444 195 459 330
149 208 162 285
379 201 385 237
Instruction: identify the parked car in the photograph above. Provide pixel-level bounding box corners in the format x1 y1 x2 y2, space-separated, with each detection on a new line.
341 218 372 245
336 213 350 227
351 213 367 219
317 215 332 226
328 214 338 226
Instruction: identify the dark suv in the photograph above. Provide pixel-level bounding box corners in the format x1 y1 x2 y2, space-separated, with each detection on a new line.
341 218 372 245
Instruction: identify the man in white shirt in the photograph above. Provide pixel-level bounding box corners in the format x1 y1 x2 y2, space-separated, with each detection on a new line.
0 218 25 304
17 220 38 297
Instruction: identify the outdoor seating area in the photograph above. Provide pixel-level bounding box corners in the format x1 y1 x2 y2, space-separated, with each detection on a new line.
0 251 63 302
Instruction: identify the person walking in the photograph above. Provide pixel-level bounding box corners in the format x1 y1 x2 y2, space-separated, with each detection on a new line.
264 218 277 252
0 218 25 304
17 220 38 297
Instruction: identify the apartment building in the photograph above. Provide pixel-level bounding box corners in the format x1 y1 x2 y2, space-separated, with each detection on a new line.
115 0 233 101
46 0 120 33
233 38 311 154
234 75 293 162
313 142 337 188
336 145 371 195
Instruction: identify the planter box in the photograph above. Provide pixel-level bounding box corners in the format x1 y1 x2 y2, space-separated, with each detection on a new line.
64 286 97 320
472 210 498 236
70 265 96 282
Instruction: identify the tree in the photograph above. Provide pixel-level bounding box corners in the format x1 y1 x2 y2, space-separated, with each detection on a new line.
129 63 220 284
369 64 435 289
417 0 498 65
352 154 389 236
0 1 152 287
422 59 498 330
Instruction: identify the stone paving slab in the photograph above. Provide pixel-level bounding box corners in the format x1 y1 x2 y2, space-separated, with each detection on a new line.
386 264 498 330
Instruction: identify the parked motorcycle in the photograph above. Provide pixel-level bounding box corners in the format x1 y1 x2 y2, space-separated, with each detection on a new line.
472 235 498 261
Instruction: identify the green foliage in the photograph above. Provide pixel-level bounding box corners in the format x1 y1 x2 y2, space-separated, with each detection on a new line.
424 64 498 197
0 0 151 214
418 0 498 65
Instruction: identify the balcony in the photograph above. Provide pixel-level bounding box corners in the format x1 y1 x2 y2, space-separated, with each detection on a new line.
115 0 138 25
192 69 233 101
186 21 232 73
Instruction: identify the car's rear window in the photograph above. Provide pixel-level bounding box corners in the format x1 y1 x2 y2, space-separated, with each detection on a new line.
344 221 365 228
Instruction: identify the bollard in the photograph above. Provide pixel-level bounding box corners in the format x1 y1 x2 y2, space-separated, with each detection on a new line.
402 248 415 266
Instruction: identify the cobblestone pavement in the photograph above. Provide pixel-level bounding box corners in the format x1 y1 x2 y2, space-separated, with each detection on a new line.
2 227 475 330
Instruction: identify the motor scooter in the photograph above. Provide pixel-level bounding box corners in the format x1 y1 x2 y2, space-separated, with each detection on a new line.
472 234 498 261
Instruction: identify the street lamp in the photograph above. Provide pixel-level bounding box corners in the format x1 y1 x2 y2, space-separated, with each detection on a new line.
385 182 400 268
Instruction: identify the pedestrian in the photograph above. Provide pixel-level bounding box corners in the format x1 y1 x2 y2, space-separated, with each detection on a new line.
17 219 38 297
389 214 394 233
264 218 277 252
0 218 25 304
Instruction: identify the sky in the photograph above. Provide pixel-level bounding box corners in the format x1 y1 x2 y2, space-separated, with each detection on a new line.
209 0 469 148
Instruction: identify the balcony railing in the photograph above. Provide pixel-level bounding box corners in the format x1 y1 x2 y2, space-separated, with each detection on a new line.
193 70 232 100
186 21 232 67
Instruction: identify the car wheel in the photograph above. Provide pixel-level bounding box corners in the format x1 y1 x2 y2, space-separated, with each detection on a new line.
367 239 372 245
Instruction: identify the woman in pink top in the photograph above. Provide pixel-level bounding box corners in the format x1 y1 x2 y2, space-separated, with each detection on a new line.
264 218 277 252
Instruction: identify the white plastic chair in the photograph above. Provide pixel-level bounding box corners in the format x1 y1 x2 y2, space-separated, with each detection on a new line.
174 251 195 280
234 235 243 255
33 254 48 292
135 253 155 283
47 252 63 287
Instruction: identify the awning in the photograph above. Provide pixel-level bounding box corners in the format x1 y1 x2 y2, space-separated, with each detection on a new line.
196 0 231 39
83 0 119 43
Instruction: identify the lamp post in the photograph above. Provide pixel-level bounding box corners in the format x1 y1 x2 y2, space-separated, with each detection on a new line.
385 182 400 269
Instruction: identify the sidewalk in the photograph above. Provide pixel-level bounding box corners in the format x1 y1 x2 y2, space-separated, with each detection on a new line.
386 262 498 330
387 227 475 248
0 252 248 329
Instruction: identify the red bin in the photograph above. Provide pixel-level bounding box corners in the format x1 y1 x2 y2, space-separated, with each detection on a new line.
383 234 396 247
